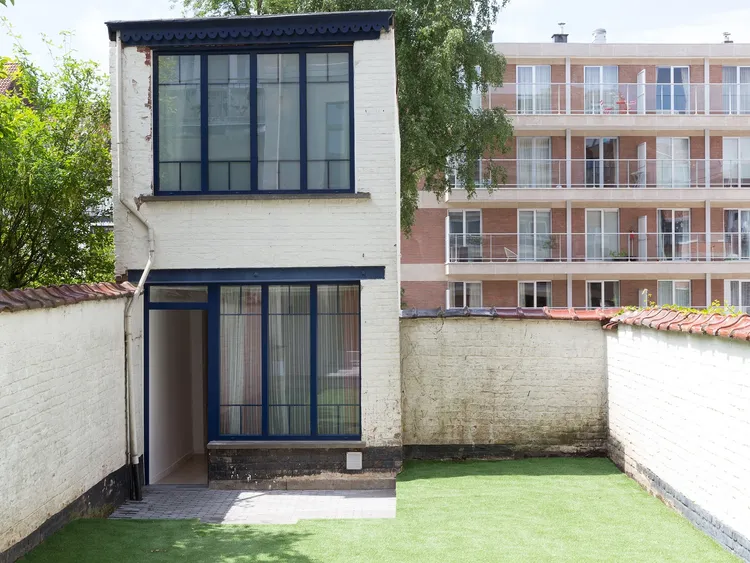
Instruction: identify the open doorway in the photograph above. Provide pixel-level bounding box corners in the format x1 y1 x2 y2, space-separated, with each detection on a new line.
147 301 208 485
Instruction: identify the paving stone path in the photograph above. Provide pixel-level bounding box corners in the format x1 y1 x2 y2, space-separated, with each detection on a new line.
110 485 396 524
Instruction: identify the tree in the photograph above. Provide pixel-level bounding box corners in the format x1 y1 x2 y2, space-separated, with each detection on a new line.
0 1 16 7
0 41 114 290
175 0 513 232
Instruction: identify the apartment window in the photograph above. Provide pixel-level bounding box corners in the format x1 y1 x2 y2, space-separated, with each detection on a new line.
219 284 360 439
518 281 551 308
447 157 484 189
584 66 619 114
722 66 750 114
585 209 619 260
658 209 691 260
155 50 353 194
518 210 553 261
723 209 750 259
722 138 750 187
657 281 691 307
517 137 552 188
516 65 551 114
726 280 750 313
656 66 689 114
585 138 618 187
656 137 690 188
587 281 619 308
448 282 482 308
448 210 482 262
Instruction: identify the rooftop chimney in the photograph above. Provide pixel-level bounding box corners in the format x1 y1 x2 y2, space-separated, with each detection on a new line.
723 32 733 44
592 28 607 44
552 22 568 43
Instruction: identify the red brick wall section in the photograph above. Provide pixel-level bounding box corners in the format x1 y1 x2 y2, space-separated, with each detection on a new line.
483 280 518 308
713 278 726 304
401 209 445 264
692 278 707 308
401 281 446 309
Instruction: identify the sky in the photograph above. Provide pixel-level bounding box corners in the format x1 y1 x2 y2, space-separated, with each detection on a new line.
1 0 750 73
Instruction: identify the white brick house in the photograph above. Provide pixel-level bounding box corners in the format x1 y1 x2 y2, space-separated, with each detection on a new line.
106 11 401 489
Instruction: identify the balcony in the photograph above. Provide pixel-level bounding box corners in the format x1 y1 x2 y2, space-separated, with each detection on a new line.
445 232 750 278
489 82 750 115
487 82 749 130
445 158 750 206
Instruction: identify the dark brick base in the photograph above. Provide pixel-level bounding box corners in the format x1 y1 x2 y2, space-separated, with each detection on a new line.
609 439 750 561
208 445 402 490
404 443 607 461
0 464 131 563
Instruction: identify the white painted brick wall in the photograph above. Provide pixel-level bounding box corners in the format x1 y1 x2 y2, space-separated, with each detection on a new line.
400 318 607 451
0 300 128 552
111 30 401 447
607 326 750 541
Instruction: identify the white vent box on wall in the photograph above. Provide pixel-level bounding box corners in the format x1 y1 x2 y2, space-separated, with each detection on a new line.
346 452 363 471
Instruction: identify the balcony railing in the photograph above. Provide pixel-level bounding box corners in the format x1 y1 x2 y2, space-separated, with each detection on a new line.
450 159 750 189
488 83 750 115
447 232 750 263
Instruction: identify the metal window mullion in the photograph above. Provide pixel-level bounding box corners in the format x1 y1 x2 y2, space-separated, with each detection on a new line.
207 285 220 441
261 285 269 436
250 55 258 192
310 283 318 437
200 55 209 192
300 52 308 191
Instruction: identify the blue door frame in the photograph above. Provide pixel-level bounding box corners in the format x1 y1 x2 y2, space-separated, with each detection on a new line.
139 267 383 483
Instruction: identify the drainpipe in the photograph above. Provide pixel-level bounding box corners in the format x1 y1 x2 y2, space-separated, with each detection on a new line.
116 31 154 501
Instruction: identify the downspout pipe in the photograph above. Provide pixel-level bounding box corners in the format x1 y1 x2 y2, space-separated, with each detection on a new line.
116 30 154 501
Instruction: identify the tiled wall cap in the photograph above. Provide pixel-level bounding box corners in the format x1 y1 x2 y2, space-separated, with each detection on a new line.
611 309 750 342
0 282 136 314
400 307 619 321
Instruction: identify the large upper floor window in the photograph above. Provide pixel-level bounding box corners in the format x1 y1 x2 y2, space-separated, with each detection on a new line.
155 50 353 194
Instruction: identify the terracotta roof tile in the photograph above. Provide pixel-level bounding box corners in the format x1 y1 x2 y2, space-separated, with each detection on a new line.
0 282 135 314
610 308 750 343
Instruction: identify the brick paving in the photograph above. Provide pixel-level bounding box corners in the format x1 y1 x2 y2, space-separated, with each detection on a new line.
110 486 396 524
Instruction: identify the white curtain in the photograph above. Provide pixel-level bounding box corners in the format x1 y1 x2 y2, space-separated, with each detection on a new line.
535 65 551 114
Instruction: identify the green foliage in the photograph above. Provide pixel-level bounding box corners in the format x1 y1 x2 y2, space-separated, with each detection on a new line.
175 0 514 232
618 300 742 317
0 0 15 7
0 31 114 290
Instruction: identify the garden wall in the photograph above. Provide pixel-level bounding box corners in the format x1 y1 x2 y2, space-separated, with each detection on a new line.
400 310 610 458
606 310 750 561
0 284 134 563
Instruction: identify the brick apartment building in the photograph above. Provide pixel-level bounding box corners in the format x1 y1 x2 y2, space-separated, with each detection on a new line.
402 28 750 312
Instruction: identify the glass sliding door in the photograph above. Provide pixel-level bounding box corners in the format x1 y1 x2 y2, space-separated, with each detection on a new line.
518 210 552 261
517 65 551 115
722 66 750 115
517 137 552 188
217 283 361 440
586 209 619 260
658 209 691 260
722 138 750 187
585 137 619 187
657 280 691 306
726 280 750 313
724 209 750 259
584 66 619 114
518 281 552 307
656 66 690 114
587 281 620 308
448 210 482 262
656 137 690 188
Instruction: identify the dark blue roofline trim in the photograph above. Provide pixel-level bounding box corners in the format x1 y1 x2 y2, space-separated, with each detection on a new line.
106 10 394 46
127 266 386 284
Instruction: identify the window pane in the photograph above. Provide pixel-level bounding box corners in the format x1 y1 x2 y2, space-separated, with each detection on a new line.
258 54 300 191
317 284 360 436
158 55 201 192
519 282 534 307
657 281 673 306
208 55 251 191
536 282 551 307
219 286 262 437
307 53 350 191
587 282 602 308
674 281 690 307
604 281 620 307
450 282 464 308
466 283 482 307
268 285 311 436
150 286 208 303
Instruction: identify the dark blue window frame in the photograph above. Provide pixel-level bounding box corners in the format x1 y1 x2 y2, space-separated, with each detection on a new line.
142 280 362 450
153 46 355 195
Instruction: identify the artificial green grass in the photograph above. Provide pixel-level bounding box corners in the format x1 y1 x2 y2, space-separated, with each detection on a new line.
22 458 737 562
